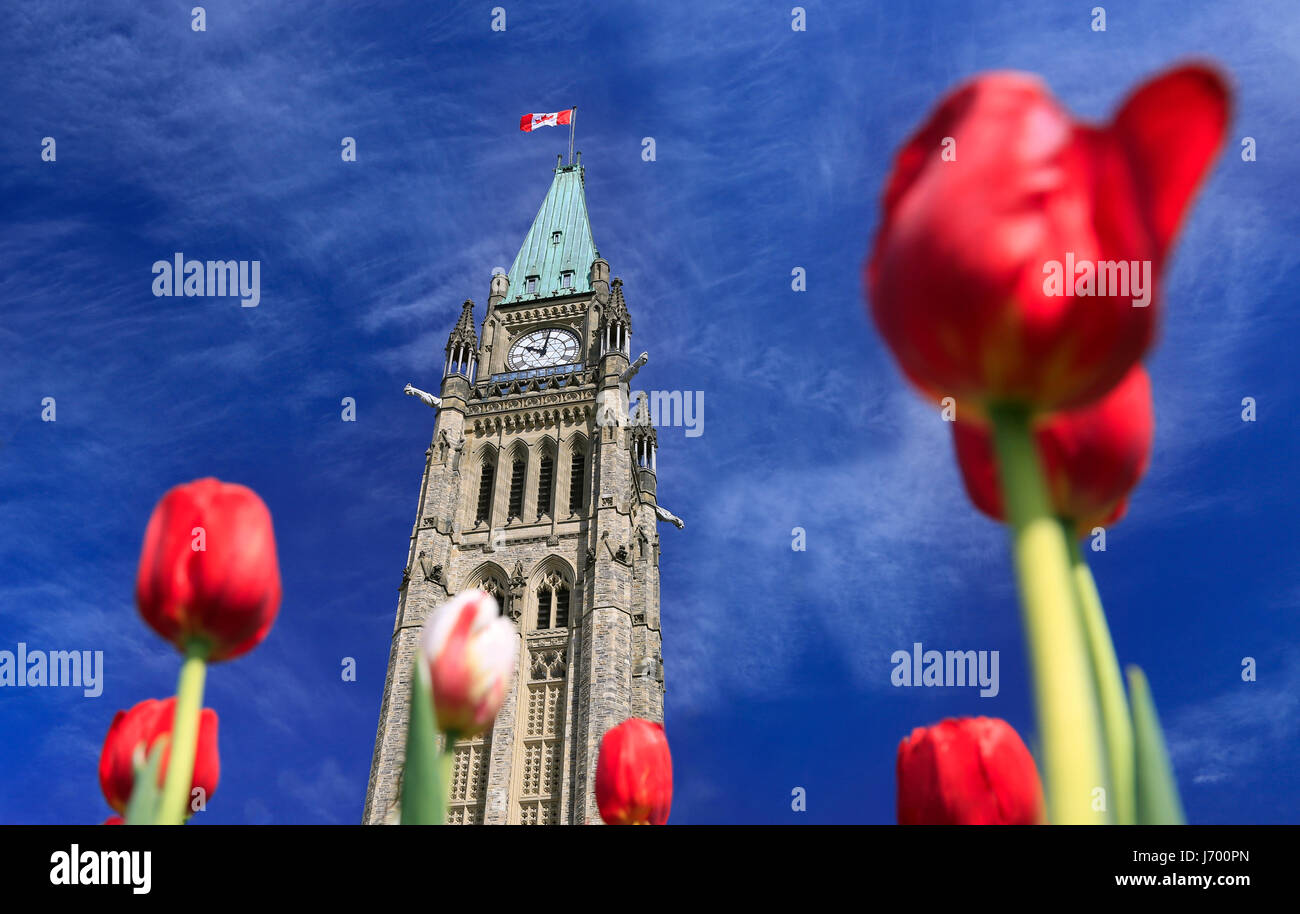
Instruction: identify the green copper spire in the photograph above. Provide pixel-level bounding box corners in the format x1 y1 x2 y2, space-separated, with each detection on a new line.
504 155 598 304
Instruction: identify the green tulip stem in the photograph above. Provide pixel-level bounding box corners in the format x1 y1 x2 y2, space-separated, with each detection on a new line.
988 403 1110 824
400 663 448 824
1066 527 1136 825
157 640 209 825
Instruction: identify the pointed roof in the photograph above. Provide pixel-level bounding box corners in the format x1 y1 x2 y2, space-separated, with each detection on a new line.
446 299 478 351
505 159 598 304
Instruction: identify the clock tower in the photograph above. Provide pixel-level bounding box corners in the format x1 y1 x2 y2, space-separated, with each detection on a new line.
363 153 674 825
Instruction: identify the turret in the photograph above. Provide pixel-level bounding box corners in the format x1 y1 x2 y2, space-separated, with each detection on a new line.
598 277 631 360
488 270 509 313
630 394 658 498
590 257 610 303
442 300 480 395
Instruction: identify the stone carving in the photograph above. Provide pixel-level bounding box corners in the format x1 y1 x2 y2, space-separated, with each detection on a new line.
450 434 465 473
404 383 441 409
619 351 649 384
418 550 442 584
634 653 662 679
507 561 527 621
530 649 567 681
653 504 685 530
630 391 651 427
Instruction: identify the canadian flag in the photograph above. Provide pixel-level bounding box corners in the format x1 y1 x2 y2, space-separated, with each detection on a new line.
519 109 573 132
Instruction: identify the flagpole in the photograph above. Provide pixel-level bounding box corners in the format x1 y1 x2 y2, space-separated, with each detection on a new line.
569 107 576 165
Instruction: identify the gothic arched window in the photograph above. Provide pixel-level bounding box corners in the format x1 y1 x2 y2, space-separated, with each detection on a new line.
535 571 571 631
507 456 526 521
568 449 585 514
536 453 554 519
475 456 496 526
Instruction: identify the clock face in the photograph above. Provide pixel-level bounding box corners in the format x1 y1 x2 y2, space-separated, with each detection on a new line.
508 327 580 370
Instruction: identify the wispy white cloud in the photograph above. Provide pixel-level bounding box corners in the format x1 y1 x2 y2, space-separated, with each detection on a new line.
1166 652 1300 797
3 0 1298 825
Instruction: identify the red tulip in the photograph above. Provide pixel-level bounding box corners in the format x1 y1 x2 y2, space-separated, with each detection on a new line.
102 815 124 825
953 365 1153 535
422 589 517 738
98 697 220 816
596 718 673 825
136 478 281 662
897 717 1044 825
868 65 1229 412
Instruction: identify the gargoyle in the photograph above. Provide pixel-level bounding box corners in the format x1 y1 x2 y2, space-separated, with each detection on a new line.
619 351 649 384
653 504 684 530
404 383 441 409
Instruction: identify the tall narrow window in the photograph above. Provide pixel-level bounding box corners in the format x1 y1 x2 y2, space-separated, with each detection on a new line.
553 585 569 628
475 459 495 525
568 451 585 514
536 455 554 519
507 457 525 520
536 586 550 630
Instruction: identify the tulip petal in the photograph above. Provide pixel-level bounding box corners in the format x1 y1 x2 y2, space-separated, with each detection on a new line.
1110 65 1231 267
135 478 281 663
422 590 514 737
596 718 673 825
897 717 1044 825
952 366 1153 536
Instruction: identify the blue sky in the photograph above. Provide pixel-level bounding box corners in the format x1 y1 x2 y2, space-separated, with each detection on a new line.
2 0 1297 824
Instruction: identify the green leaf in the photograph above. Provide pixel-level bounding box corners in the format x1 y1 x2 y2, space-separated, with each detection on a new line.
1127 665 1186 825
124 738 168 826
399 663 446 825
1069 538 1136 825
